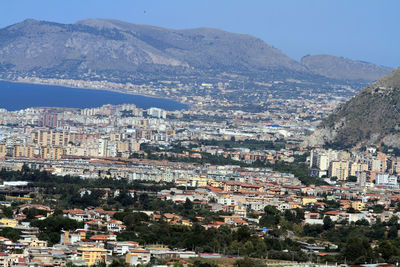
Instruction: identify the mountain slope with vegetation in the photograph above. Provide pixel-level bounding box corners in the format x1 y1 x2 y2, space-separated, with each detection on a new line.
306 68 400 149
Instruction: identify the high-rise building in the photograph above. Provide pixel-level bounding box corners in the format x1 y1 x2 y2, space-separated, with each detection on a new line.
350 162 369 176
39 112 58 128
147 107 166 119
0 144 6 158
329 161 350 180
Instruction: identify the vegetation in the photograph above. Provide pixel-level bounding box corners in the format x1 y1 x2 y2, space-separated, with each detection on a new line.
197 139 286 151
252 159 326 186
0 227 22 242
31 216 84 246
0 167 174 208
320 67 400 149
135 142 321 186
1 167 398 265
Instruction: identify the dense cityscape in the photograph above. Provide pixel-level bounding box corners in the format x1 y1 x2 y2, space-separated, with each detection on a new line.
0 1 399 267
0 94 398 266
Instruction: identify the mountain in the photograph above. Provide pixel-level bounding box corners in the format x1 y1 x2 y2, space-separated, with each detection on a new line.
301 54 393 82
0 18 390 84
306 67 400 149
0 18 309 81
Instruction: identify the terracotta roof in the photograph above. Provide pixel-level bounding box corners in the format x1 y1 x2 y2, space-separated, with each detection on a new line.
163 213 177 219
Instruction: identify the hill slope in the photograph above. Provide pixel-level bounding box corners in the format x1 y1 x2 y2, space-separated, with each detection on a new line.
0 18 308 81
0 18 391 84
301 54 392 81
307 68 400 149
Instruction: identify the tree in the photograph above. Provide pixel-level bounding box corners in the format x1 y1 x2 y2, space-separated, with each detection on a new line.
378 240 396 262
115 192 135 206
1 206 13 218
343 237 374 264
138 193 150 210
283 210 296 222
388 225 398 239
355 218 369 226
31 216 83 245
387 216 398 226
388 256 400 264
294 208 305 223
323 216 334 230
0 227 21 242
184 198 193 210
260 206 280 228
22 208 48 220
108 259 128 267
235 226 251 243
372 204 385 213
21 164 30 173
303 224 323 237
347 176 357 182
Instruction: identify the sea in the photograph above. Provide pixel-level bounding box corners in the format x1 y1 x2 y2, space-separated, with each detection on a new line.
0 81 188 111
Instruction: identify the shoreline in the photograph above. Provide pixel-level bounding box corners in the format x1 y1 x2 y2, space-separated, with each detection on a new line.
0 79 189 111
0 78 190 110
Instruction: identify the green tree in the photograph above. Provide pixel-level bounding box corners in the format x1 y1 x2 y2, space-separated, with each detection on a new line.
378 240 396 262
259 206 280 228
0 227 21 242
347 176 357 182
1 206 13 218
388 225 398 239
355 219 369 226
184 198 193 210
108 259 128 267
343 237 374 264
323 216 334 230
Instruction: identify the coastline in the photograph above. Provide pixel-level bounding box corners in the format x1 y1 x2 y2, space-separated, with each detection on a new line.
0 79 189 111
0 78 189 108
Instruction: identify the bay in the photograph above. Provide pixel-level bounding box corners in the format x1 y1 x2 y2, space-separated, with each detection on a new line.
0 81 188 111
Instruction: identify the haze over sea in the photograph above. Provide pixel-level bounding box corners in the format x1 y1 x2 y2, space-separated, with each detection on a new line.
0 81 188 111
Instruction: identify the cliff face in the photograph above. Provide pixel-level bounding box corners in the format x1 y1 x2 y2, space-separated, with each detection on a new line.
306 68 400 149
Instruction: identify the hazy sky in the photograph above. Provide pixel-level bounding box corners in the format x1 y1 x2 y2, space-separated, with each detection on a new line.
2 0 399 68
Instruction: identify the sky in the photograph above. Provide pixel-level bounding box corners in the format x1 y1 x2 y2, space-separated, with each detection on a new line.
1 0 399 68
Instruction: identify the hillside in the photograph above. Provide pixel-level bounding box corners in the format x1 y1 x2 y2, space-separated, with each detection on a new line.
0 18 308 81
301 54 393 81
306 68 400 149
0 18 391 85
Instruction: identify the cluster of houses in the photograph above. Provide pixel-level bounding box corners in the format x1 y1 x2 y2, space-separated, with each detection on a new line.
0 178 398 266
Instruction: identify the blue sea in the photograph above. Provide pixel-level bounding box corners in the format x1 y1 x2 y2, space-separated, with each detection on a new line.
0 81 188 111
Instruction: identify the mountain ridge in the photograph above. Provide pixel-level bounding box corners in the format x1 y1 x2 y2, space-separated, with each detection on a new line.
0 18 392 84
301 54 393 81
